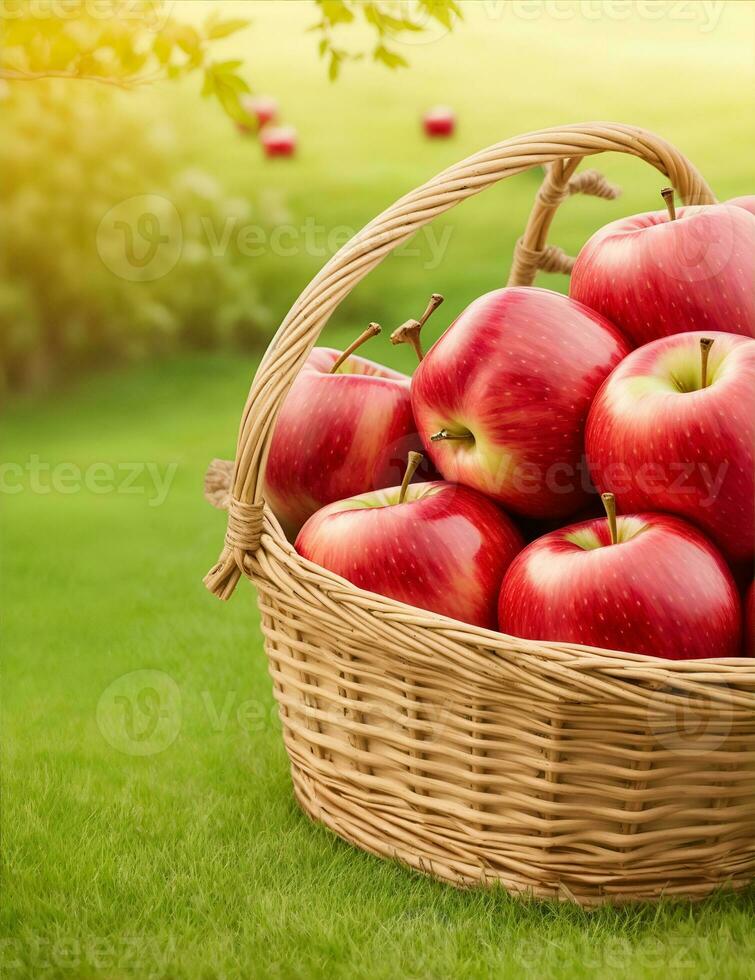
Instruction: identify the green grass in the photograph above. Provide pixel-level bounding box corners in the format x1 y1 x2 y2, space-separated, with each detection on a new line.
4 353 755 979
4 3 755 976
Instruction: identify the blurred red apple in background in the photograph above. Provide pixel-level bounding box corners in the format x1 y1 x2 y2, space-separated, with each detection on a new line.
261 125 297 157
586 331 755 562
264 324 434 539
237 94 279 132
248 94 278 126
498 494 741 660
410 287 629 519
570 189 755 346
296 454 523 629
423 106 455 137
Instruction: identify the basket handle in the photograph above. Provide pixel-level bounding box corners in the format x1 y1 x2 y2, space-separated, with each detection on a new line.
508 160 624 284
205 122 715 599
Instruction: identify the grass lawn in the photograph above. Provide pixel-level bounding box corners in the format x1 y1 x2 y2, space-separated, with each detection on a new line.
4 2 755 977
4 354 755 979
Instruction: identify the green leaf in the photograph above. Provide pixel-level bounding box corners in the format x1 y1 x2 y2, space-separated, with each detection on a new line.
47 32 79 71
201 69 216 97
318 1 355 27
210 59 244 74
419 0 463 30
373 44 408 69
152 33 174 66
212 76 249 123
205 18 250 40
328 51 341 81
174 25 201 56
363 6 422 34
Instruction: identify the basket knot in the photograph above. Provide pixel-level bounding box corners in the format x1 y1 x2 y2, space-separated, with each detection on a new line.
225 497 264 552
536 181 570 209
510 239 575 282
203 486 265 600
568 168 621 200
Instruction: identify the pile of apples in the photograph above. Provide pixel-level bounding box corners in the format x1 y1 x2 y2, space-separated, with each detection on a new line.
265 190 755 660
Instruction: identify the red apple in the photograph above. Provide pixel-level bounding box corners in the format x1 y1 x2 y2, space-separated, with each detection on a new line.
423 106 455 137
409 287 629 519
264 323 436 539
296 455 524 629
727 195 755 217
261 125 297 157
586 331 755 562
498 495 741 660
746 583 754 657
237 94 279 132
249 94 278 127
570 189 755 347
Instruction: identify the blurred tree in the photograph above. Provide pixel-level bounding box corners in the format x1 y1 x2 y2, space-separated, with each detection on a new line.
0 82 274 391
0 1 462 119
0 0 461 391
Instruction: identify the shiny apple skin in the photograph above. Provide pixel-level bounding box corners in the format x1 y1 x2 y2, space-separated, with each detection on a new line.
570 204 755 347
296 481 524 629
586 331 755 562
410 287 630 519
265 349 433 539
727 195 755 217
498 512 741 660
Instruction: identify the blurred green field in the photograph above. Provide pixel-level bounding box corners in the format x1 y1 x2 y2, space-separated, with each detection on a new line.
4 2 755 977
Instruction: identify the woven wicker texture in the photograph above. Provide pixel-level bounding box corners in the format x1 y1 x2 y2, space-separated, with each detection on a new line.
205 123 755 904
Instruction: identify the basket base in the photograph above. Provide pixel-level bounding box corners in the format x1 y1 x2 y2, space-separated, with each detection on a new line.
290 763 753 908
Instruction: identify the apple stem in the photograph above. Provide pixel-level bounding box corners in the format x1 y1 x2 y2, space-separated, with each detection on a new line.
399 451 423 504
430 429 473 443
661 186 677 221
389 293 444 363
329 322 381 374
700 337 714 389
601 492 618 546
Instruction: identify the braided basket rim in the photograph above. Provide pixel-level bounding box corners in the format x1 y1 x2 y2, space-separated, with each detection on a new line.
251 511 754 681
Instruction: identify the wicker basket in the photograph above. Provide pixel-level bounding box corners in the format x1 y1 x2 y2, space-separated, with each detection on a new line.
204 123 755 906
